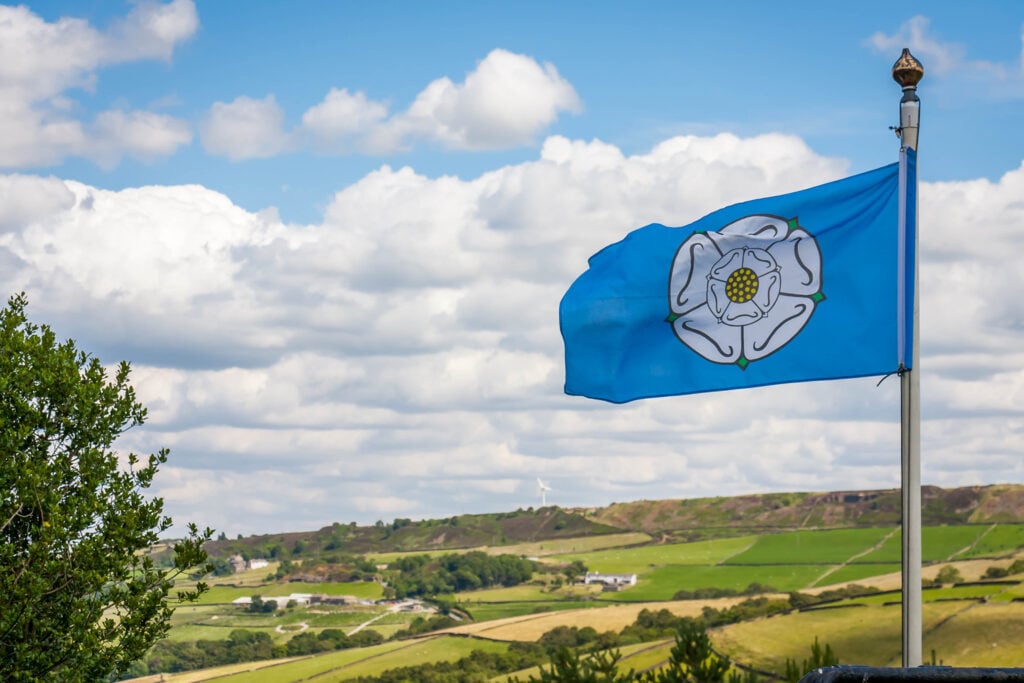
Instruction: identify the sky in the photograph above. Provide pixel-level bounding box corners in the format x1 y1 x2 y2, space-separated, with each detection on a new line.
3 1 1024 537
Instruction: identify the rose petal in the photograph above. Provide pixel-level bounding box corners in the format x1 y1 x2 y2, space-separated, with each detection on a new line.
742 294 816 360
741 247 778 278
715 214 789 242
708 248 743 282
768 229 821 296
752 270 782 313
672 303 742 363
720 299 763 326
669 232 722 315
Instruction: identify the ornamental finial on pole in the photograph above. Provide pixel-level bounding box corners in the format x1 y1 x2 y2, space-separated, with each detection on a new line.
892 48 923 151
892 48 924 89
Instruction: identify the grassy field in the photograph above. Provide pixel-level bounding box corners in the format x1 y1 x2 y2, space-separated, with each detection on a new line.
547 536 756 573
492 638 677 682
810 563 901 587
143 521 1024 681
724 528 893 565
606 563 827 600
713 599 1024 670
367 532 653 564
713 601 968 670
444 598 752 642
199 635 509 682
960 524 1024 558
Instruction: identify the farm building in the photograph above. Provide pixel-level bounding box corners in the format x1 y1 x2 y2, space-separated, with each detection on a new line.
583 571 637 587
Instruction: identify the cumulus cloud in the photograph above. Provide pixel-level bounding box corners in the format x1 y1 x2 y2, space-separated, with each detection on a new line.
204 49 581 160
0 1 195 168
375 48 582 151
3 132 1022 534
301 88 389 150
200 95 292 160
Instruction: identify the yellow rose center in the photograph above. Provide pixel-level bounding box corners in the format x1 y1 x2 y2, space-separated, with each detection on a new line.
725 267 758 303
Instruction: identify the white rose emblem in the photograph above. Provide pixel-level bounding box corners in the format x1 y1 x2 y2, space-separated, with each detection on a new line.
667 215 823 368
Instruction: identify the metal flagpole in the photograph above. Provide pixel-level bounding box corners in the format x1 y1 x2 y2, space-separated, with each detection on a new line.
893 48 923 668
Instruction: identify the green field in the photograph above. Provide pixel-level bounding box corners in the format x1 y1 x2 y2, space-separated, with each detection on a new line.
148 520 1024 682
855 526 991 563
493 638 676 682
206 635 509 682
606 564 827 600
725 528 892 565
548 536 756 573
811 562 900 587
714 600 1024 669
465 599 607 622
959 524 1024 558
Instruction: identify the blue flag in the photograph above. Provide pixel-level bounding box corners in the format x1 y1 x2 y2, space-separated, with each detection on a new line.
560 151 916 403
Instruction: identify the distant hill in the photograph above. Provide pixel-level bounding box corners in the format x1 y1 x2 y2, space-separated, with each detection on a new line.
587 484 1024 539
205 506 625 561
203 484 1024 561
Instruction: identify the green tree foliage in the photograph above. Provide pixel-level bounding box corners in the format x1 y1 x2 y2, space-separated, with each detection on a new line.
516 621 736 683
784 637 838 683
934 565 963 584
0 294 212 681
385 550 536 598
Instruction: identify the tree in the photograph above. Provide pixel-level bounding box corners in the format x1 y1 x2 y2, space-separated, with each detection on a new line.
0 294 212 681
934 565 963 584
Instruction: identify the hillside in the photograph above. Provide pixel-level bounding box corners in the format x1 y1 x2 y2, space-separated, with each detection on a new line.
588 484 1024 538
202 484 1024 561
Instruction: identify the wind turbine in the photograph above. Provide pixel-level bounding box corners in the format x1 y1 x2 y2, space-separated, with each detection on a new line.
537 478 552 507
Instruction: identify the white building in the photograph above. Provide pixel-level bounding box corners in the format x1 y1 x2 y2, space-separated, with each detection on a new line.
583 571 637 587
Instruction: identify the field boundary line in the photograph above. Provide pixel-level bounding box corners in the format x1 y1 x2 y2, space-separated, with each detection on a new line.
717 538 757 565
809 526 898 588
301 635 441 681
948 523 996 561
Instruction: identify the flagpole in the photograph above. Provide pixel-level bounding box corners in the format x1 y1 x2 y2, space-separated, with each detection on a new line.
893 48 923 669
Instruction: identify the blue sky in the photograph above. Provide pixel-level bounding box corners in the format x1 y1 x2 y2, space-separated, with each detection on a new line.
27 2 1024 222
4 1 1024 535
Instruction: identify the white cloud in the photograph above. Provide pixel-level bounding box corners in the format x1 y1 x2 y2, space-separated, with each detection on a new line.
301 88 389 150
867 16 964 75
91 109 192 166
205 49 581 160
103 0 199 63
4 132 1024 534
867 15 1024 91
200 95 292 160
378 48 582 151
0 2 195 168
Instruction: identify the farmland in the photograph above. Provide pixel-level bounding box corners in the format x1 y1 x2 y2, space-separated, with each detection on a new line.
134 487 1024 681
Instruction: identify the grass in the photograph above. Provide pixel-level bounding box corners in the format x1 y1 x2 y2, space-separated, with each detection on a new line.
492 639 675 682
489 532 654 558
453 583 601 603
811 563 900 587
924 602 1024 666
856 526 992 564
465 600 604 622
209 640 417 682
208 636 509 682
367 533 653 564
712 601 968 671
725 528 892 565
607 564 827 600
547 536 756 574
959 524 1024 558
